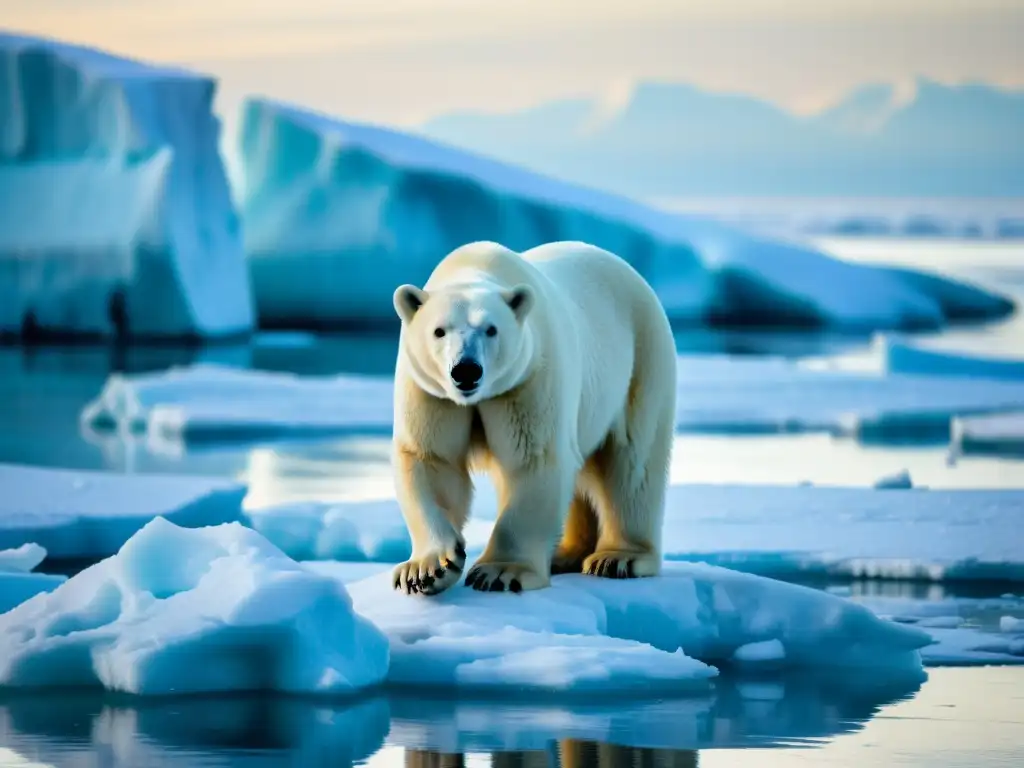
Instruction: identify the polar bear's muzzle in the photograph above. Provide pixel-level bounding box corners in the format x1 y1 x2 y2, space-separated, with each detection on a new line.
451 358 483 393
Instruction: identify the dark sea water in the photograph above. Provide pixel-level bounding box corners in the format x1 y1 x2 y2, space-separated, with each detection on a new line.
0 238 1022 766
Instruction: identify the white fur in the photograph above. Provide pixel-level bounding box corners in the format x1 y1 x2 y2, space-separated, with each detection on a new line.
390 241 677 596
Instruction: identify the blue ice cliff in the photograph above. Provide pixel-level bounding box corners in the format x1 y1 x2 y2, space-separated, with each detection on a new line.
237 97 1012 331
0 33 253 341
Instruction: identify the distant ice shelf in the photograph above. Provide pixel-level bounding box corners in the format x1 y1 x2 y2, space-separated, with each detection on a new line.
0 32 253 341
236 97 1012 332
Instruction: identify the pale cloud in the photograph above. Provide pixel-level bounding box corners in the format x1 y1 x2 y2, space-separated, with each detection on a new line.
3 0 1022 125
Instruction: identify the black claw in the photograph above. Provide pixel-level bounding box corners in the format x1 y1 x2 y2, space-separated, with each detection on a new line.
455 542 466 559
626 559 636 578
464 570 479 588
444 559 463 574
393 575 401 589
509 578 522 593
488 578 505 592
598 560 611 578
420 575 435 587
586 561 596 575
477 579 490 591
434 567 444 579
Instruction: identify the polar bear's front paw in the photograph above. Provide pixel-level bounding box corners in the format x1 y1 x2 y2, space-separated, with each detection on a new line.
392 540 467 596
463 562 547 593
582 550 659 579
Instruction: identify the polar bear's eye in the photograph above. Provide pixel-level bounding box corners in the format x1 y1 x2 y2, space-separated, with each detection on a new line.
433 328 446 338
485 325 497 337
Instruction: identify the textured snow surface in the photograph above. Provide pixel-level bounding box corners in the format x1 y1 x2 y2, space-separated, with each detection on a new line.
0 463 246 559
236 97 1011 330
346 562 928 694
0 518 389 694
81 357 1024 448
0 32 253 340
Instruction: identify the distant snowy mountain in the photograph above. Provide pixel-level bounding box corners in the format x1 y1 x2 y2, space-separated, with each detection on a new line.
421 79 1024 198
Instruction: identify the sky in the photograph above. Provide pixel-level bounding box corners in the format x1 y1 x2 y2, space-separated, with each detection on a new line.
5 0 1024 127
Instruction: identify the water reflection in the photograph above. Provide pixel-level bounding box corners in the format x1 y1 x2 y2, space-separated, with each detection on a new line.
0 671 921 767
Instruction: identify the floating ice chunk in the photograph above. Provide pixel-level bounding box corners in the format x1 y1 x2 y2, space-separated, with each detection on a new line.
850 592 1024 666
346 562 928 694
880 335 1024 381
81 364 393 443
0 544 65 615
81 356 1024 449
0 463 245 559
236 97 1011 331
0 518 389 694
873 469 914 489
661 484 1024 583
0 544 46 574
952 412 1024 457
0 33 253 340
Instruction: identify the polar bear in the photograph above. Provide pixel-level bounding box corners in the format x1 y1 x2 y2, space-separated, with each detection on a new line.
389 240 677 596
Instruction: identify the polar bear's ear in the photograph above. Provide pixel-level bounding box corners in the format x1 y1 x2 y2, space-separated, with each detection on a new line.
393 285 428 324
503 284 535 322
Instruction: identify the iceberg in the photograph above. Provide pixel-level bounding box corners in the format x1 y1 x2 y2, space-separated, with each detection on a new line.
346 562 929 694
0 463 245 559
0 517 389 695
0 544 65 615
82 356 1024 449
0 33 253 340
952 412 1024 457
236 97 1012 331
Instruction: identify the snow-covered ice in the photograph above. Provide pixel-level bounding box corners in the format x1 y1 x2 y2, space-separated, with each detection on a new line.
236 97 1011 331
81 364 393 444
0 544 65 615
244 482 1024 587
0 518 389 694
346 562 928 694
661 484 1024 583
0 33 253 340
81 356 1024 449
952 412 1024 457
0 463 246 559
880 336 1024 381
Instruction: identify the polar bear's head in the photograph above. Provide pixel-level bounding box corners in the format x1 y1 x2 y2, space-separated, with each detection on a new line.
393 280 536 405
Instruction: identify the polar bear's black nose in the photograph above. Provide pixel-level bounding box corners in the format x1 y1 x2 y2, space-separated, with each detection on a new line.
451 359 483 392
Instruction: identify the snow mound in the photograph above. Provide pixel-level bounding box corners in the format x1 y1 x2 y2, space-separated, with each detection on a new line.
880 336 1024 381
0 518 389 694
0 544 65 615
81 356 1024 450
346 563 928 694
661 484 1024 584
81 364 392 445
873 469 914 489
0 32 252 340
952 412 1024 457
236 97 1011 331
0 463 246 559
